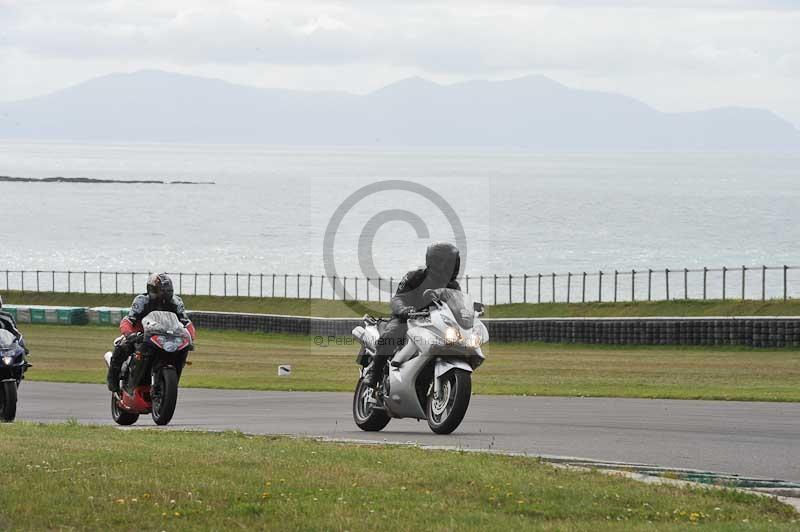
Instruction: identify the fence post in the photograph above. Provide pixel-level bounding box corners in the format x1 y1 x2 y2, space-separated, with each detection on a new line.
598 271 603 302
631 269 635 302
566 273 571 304
98 271 102 294
246 273 250 297
390 277 394 297
297 273 300 298
284 274 288 297
480 276 484 302
722 267 727 301
582 272 586 303
321 276 325 300
52 270 55 293
195 273 198 296
332 276 337 300
508 274 512 304
4 270 8 291
272 274 276 297
648 269 652 301
114 272 118 294
354 277 358 301
208 273 212 296
343 277 347 301
377 277 381 302
551 273 556 303
665 268 669 301
523 274 527 303
366 278 370 301
683 268 688 299
308 275 312 300
614 270 618 302
741 266 746 300
703 267 707 300
537 274 541 304
259 273 263 298
466 275 470 294
784 265 788 301
83 270 87 294
762 265 766 301
236 273 240 297
179 273 183 295
36 270 40 292
493 274 498 305
21 271 25 294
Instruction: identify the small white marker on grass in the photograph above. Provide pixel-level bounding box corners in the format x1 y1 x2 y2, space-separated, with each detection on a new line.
278 365 292 376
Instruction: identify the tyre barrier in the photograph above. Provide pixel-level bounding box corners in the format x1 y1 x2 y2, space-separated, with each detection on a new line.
3 305 87 325
187 311 800 348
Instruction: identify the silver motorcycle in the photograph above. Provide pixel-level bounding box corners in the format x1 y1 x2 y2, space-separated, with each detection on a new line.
351 288 488 434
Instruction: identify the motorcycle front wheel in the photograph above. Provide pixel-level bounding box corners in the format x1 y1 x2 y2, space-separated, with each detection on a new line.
111 393 139 426
427 369 471 435
0 380 17 422
353 378 390 431
151 367 178 426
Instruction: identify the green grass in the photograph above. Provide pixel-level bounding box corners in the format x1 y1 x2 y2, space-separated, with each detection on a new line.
21 324 800 401
4 290 800 318
0 423 796 531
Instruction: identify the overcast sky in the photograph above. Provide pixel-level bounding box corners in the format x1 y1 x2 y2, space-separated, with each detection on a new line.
2 0 799 126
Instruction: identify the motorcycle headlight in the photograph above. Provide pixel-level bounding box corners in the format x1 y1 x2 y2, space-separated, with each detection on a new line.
2 356 13 365
466 332 482 348
444 327 460 343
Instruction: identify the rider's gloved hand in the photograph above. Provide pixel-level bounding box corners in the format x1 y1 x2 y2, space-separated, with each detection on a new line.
398 306 416 319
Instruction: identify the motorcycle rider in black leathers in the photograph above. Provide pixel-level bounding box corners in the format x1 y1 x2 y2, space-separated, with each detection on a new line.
0 295 29 354
106 273 196 392
362 242 461 388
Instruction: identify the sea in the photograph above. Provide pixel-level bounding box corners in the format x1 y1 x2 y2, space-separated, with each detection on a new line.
1 141 798 302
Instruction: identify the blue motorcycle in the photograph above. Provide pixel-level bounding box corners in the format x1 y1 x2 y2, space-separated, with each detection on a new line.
0 329 31 422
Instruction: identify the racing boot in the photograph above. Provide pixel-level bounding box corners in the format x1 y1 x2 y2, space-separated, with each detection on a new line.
362 357 386 388
106 363 121 393
106 344 127 393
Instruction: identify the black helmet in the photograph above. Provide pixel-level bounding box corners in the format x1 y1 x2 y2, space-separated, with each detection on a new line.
425 242 461 283
146 273 174 304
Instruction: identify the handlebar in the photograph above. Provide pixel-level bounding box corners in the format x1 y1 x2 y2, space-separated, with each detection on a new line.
407 310 431 319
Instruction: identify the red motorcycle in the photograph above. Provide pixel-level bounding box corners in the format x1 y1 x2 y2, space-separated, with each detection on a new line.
103 311 193 426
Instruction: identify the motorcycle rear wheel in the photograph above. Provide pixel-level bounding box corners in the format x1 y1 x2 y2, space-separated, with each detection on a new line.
151 367 178 426
427 369 471 435
0 380 17 422
353 378 390 431
111 393 139 425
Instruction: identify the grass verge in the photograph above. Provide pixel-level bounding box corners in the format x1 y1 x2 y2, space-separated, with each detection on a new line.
0 423 796 531
20 324 800 401
3 290 800 318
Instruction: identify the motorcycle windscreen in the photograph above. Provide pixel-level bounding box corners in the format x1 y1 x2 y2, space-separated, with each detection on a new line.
0 329 16 349
438 289 475 329
141 311 184 336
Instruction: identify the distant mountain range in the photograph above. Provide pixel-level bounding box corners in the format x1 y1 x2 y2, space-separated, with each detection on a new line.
1 69 798 149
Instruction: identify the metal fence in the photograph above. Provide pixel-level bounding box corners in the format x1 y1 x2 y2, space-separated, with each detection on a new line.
2 265 799 305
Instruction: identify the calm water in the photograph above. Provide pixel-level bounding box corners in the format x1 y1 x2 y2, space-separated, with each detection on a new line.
1 141 798 301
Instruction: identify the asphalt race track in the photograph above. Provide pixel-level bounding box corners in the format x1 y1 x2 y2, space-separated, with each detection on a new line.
16 381 800 483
